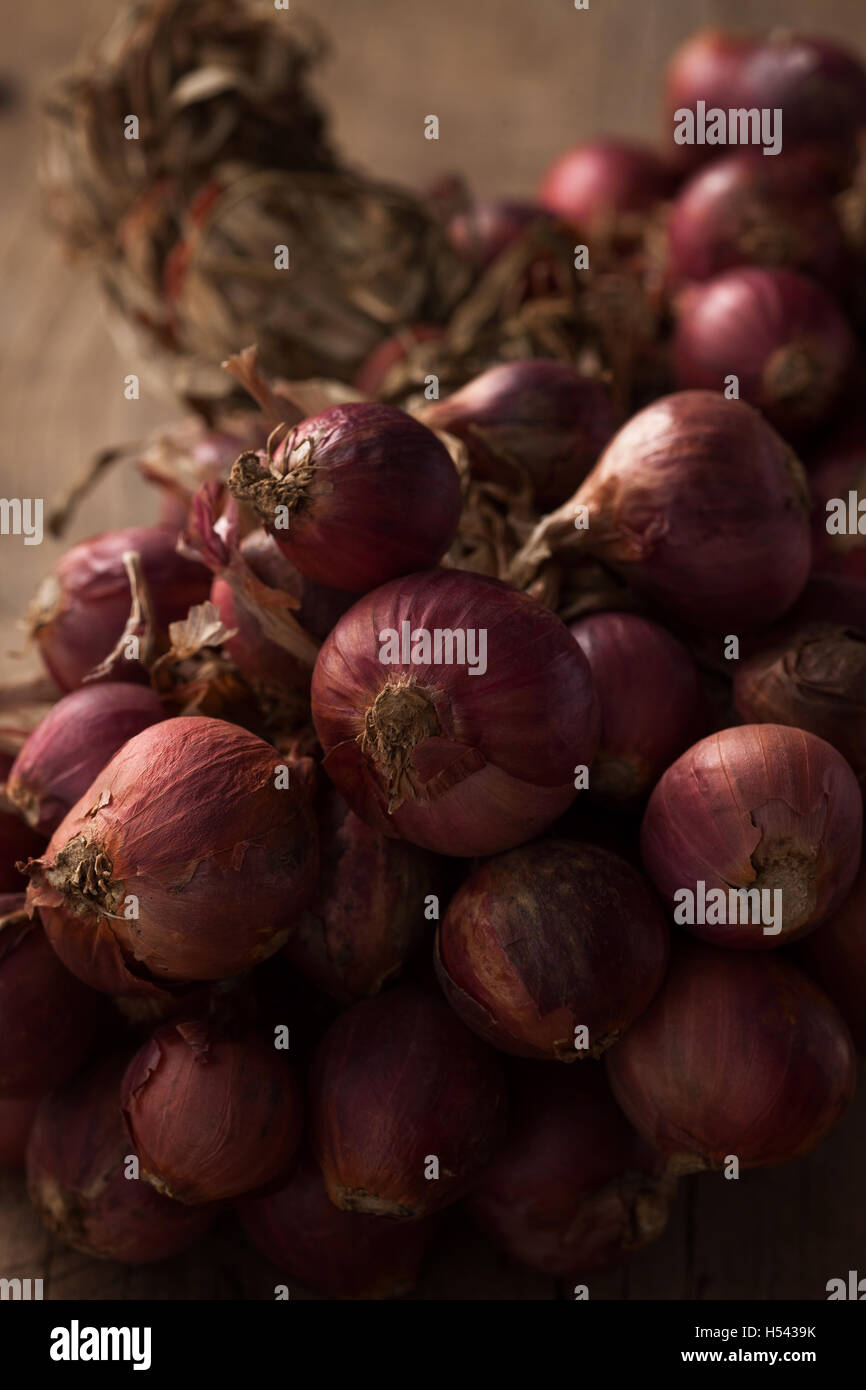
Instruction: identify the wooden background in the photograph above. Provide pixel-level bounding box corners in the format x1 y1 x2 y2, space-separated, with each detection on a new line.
0 0 864 1300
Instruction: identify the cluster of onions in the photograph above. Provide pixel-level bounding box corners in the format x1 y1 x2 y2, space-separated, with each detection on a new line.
8 10 866 1304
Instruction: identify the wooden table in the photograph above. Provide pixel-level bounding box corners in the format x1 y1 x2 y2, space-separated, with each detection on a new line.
1 0 863 1300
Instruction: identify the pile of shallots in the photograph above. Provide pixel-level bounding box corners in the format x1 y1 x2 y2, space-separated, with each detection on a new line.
2 25 866 1299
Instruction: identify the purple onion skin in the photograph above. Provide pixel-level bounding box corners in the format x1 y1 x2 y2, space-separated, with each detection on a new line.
6 684 165 836
29 527 211 690
234 403 462 594
0 913 103 1098
311 984 509 1220
0 807 44 894
570 612 704 805
239 1152 439 1299
641 724 863 949
666 153 848 290
787 573 866 634
467 1061 672 1278
539 139 677 226
422 359 618 511
606 938 857 1171
672 267 855 439
283 786 437 1003
807 414 866 580
436 839 670 1061
571 391 812 631
27 1055 216 1263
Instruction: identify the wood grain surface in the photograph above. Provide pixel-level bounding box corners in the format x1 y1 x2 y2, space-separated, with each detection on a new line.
0 0 863 1301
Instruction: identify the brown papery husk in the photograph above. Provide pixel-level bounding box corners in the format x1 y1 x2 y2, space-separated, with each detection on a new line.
41 1 335 251
25 717 318 988
734 622 866 787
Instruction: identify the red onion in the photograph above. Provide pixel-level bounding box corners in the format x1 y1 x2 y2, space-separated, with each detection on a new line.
0 904 102 1097
468 1061 673 1277
229 403 462 593
446 199 555 267
311 569 599 857
0 803 43 894
673 268 855 438
240 1152 439 1299
311 984 507 1218
0 1094 41 1168
538 140 676 227
435 840 668 1060
808 414 866 579
27 526 211 690
606 938 857 1171
27 1054 216 1261
420 359 617 511
5 684 164 837
734 624 866 787
666 153 848 289
665 30 866 180
509 391 812 630
26 717 318 989
122 1021 303 1204
353 325 447 398
641 724 862 949
797 854 866 1052
570 612 704 804
283 785 437 1003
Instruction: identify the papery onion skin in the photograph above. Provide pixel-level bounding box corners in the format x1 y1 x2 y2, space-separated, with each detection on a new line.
311 984 508 1219
28 527 211 690
435 840 669 1061
122 1022 303 1204
570 612 704 804
6 684 165 837
420 359 618 511
467 1061 673 1277
734 624 866 787
229 403 462 594
210 529 356 697
311 569 599 857
26 717 318 988
0 1094 41 1168
666 153 848 290
796 854 866 1052
27 1055 216 1261
641 724 862 949
239 1151 439 1299
283 786 437 1003
0 905 102 1098
510 391 811 631
538 139 676 227
672 267 855 438
606 938 857 1171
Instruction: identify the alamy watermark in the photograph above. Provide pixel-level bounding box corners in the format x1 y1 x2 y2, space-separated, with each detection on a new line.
378 622 487 676
0 497 42 545
673 881 783 935
673 102 782 156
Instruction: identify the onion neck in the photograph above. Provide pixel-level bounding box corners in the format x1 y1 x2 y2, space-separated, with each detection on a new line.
27 574 63 636
764 339 834 424
359 679 441 813
229 448 315 526
43 835 122 918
